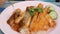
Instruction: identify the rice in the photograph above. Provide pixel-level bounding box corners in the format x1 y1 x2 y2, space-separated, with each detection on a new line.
36 31 47 34
20 28 47 34
20 28 30 34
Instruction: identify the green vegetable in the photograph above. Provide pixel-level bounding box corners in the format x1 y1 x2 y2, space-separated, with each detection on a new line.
29 8 35 12
49 7 55 11
28 7 43 16
35 7 43 12
46 6 58 20
45 6 55 11
29 11 34 16
29 8 35 16
50 10 55 12
49 11 58 20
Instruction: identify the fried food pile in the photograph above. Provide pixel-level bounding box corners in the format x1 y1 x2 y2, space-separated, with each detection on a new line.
7 3 57 33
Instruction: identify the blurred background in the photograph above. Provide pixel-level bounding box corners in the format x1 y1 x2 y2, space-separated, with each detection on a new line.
9 0 60 2
0 0 60 8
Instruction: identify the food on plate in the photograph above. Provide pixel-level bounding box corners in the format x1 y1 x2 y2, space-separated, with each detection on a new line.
45 6 58 19
45 6 55 11
7 3 58 34
49 11 58 20
7 8 25 32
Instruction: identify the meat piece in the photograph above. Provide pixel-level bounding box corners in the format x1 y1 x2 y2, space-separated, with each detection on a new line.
11 24 20 32
7 12 15 26
38 3 43 9
7 8 25 32
15 8 25 24
24 12 31 28
26 6 34 12
49 20 56 28
29 12 38 32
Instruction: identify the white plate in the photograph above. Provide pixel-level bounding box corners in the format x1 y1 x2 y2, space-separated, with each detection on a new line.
0 1 60 34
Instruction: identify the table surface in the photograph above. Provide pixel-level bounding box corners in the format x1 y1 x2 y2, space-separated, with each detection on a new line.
0 1 60 34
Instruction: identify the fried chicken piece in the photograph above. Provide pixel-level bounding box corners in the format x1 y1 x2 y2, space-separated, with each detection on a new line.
24 12 31 28
7 8 25 32
49 20 56 28
29 12 38 32
38 3 43 9
15 8 25 24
